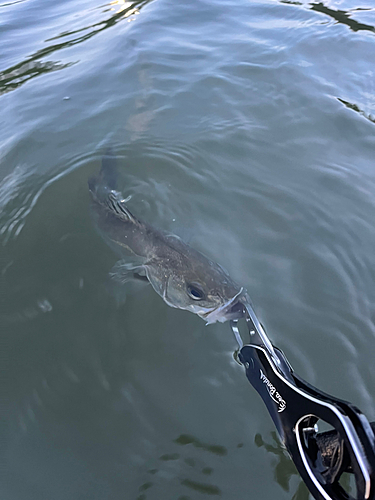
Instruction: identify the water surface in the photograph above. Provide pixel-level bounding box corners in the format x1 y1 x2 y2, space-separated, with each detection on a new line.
1 0 375 498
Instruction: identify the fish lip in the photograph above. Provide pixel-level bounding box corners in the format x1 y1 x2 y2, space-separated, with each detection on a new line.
203 287 247 324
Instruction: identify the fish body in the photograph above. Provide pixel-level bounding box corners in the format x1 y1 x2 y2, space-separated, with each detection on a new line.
89 153 249 324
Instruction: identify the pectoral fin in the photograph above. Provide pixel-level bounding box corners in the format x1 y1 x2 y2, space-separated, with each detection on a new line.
109 259 149 284
107 260 149 306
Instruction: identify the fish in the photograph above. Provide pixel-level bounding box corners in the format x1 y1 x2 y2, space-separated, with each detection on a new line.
88 152 249 324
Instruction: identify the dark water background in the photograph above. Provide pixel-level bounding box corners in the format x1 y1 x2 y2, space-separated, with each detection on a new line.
1 0 375 498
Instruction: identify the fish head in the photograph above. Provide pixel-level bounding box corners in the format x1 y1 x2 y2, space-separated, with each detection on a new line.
145 256 250 324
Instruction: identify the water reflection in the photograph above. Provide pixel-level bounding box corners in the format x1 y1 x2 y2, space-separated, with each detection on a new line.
45 0 149 44
0 0 27 6
256 431 355 497
174 434 228 456
0 60 73 96
0 0 153 96
130 434 231 498
337 98 375 125
311 3 375 34
255 431 310 500
180 478 221 496
280 1 375 34
159 452 180 461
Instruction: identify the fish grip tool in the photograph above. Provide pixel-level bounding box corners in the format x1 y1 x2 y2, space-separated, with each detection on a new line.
230 304 375 500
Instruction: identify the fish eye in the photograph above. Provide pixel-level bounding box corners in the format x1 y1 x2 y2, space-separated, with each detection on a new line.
187 283 205 301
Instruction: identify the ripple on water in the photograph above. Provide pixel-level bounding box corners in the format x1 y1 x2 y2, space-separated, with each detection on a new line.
2 0 375 498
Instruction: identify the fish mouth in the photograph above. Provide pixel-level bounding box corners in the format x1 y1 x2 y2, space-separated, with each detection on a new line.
202 287 248 324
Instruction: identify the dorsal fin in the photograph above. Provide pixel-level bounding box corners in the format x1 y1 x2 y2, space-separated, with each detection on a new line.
105 190 140 225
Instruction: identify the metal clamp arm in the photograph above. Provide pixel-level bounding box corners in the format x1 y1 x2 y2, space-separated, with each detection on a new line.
239 344 375 500
230 302 375 500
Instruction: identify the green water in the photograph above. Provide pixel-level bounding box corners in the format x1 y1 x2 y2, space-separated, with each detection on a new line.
1 0 375 498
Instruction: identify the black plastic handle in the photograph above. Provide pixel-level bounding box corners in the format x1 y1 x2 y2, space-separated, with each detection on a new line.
239 344 375 500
